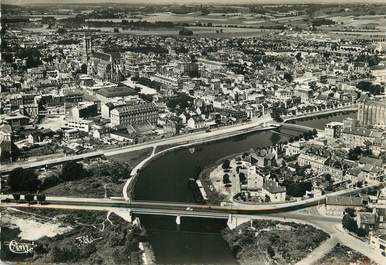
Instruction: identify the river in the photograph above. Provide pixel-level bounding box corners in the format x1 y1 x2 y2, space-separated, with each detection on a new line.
133 112 356 264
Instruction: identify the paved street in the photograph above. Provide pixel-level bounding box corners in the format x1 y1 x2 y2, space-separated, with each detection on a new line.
0 115 273 173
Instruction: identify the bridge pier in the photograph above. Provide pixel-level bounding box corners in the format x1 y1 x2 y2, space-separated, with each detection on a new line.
127 209 132 223
176 215 181 225
227 214 252 230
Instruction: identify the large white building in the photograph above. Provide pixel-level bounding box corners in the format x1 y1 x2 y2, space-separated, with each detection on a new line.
110 102 158 128
358 98 386 129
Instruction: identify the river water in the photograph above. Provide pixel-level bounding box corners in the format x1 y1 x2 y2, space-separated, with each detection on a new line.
133 112 356 264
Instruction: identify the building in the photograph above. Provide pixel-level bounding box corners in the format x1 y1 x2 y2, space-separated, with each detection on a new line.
101 101 126 119
324 122 343 138
358 212 378 231
68 102 98 120
95 86 136 105
294 85 313 103
64 119 93 133
182 60 199 78
262 180 286 202
110 102 158 128
21 104 39 118
297 153 344 178
325 196 364 216
370 234 386 255
89 52 123 83
285 140 305 156
0 123 13 160
82 35 92 64
341 127 384 148
343 117 358 129
198 58 225 71
187 116 205 130
358 98 386 128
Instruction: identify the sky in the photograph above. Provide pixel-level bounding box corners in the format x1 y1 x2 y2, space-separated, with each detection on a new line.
3 0 386 5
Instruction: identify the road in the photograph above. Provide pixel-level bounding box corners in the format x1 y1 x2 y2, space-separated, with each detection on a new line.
0 106 357 173
1 181 383 216
2 195 385 264
0 115 273 173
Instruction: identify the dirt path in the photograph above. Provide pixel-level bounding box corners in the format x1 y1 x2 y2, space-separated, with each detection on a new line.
295 237 338 265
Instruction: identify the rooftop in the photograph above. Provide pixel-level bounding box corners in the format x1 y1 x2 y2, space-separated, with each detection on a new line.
97 86 137 98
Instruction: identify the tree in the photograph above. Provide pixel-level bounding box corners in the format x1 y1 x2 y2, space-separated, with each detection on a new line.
345 207 356 218
8 167 40 192
325 174 332 182
357 227 368 237
295 52 302 61
222 159 231 169
25 193 35 204
80 63 88 74
357 181 363 188
223 174 231 184
12 193 20 200
342 214 358 234
239 172 247 184
283 72 293 83
61 161 88 181
36 194 46 204
267 246 275 258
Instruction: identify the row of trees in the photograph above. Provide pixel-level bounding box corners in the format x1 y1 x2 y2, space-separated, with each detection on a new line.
12 193 46 204
288 129 318 143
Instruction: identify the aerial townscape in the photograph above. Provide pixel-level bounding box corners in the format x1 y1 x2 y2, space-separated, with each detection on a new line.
1 1 386 265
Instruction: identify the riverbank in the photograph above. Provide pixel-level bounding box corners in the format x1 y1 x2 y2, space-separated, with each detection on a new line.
41 149 151 199
131 111 358 264
222 219 330 265
125 126 277 201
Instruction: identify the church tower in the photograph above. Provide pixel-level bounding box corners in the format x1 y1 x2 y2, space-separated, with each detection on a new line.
82 35 92 64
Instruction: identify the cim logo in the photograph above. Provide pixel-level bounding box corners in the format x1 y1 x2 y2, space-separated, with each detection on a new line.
7 240 36 254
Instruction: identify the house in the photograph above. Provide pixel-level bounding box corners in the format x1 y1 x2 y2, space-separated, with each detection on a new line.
370 233 386 255
92 126 110 139
324 122 343 138
179 112 189 124
285 140 305 156
187 116 205 130
358 212 378 231
27 129 55 144
63 128 81 140
251 148 278 168
262 180 286 202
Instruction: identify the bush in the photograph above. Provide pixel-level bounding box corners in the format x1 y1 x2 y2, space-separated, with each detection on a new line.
12 193 20 200
8 167 40 192
267 246 275 258
179 28 193 36
40 175 61 190
61 161 88 181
